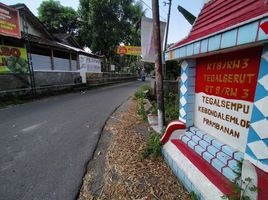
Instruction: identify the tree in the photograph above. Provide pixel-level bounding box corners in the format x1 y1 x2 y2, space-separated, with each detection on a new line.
37 0 80 33
78 0 143 60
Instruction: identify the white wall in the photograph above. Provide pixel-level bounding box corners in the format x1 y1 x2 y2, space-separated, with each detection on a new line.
32 54 79 71
54 57 70 71
32 54 51 70
71 60 77 71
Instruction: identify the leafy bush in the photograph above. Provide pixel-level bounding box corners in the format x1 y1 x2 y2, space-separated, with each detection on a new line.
145 92 179 123
190 192 198 200
138 95 147 121
141 132 161 160
222 160 259 200
134 84 151 99
135 85 152 121
164 92 179 123
149 132 161 157
148 101 157 115
135 86 179 125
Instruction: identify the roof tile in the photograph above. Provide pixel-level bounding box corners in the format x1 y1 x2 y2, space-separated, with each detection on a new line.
170 0 268 50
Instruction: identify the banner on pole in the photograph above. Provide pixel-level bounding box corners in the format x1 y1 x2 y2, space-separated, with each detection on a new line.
141 16 166 63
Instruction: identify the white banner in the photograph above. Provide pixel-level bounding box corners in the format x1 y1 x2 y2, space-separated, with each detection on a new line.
110 65 115 71
141 16 166 63
79 55 101 73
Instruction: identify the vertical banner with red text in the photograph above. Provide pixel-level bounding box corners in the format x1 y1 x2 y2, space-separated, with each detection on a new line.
194 47 263 152
0 3 21 38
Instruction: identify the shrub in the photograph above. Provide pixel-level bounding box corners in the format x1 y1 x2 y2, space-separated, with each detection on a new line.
164 92 179 123
145 92 179 123
138 95 147 121
149 132 161 158
141 132 161 160
135 85 152 121
134 84 151 99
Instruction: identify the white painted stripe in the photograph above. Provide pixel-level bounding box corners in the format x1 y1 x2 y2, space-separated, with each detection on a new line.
163 141 224 200
21 122 46 133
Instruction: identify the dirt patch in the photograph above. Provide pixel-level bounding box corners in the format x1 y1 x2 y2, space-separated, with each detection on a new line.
78 98 190 200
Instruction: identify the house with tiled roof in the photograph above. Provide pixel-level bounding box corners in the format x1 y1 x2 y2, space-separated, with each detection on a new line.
0 2 102 92
161 0 268 199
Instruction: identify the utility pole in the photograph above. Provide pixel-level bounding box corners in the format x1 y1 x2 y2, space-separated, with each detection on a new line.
152 0 165 130
22 10 36 97
164 0 172 50
163 0 172 79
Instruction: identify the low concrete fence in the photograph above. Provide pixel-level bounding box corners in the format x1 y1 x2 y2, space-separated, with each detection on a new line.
0 71 81 91
86 72 137 86
0 83 88 102
150 77 179 95
34 71 81 87
0 71 137 101
0 74 30 91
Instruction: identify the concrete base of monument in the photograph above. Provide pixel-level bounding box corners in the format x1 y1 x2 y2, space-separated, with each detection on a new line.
160 120 241 199
161 120 268 200
162 141 228 200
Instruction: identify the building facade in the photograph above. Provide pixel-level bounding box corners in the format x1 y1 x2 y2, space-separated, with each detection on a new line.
0 3 102 92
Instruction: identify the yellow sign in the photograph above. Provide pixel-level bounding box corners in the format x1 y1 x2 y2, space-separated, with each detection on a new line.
0 45 29 73
117 46 141 56
169 51 173 60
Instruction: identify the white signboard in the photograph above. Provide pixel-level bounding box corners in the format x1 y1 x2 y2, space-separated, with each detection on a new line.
79 55 101 73
110 65 115 71
194 93 253 152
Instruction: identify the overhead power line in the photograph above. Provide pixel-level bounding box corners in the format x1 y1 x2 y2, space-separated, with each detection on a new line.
139 0 167 21
160 3 168 15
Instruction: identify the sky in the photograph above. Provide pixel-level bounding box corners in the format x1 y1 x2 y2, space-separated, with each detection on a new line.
1 0 204 44
142 0 204 44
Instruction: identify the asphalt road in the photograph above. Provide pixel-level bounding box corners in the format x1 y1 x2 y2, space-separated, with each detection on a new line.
0 80 145 200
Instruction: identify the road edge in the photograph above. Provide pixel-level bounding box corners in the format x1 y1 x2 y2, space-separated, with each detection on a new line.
74 95 133 200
